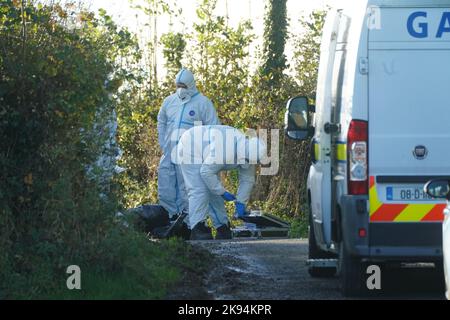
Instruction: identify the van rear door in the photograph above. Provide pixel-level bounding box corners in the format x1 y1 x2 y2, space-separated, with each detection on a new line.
309 9 341 248
368 7 450 223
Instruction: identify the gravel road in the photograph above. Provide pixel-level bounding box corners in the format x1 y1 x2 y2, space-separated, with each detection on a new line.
187 239 446 300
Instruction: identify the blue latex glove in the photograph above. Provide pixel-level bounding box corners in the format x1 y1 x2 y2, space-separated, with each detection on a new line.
235 202 248 218
222 192 237 202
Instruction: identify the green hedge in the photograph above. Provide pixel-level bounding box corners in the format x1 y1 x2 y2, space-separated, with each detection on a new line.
0 0 188 299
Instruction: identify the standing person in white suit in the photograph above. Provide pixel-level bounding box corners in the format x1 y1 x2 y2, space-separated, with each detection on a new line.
157 69 220 232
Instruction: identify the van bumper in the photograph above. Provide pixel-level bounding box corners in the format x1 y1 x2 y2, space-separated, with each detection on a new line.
340 195 443 262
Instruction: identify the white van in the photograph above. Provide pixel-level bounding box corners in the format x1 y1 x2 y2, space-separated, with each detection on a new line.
286 0 450 296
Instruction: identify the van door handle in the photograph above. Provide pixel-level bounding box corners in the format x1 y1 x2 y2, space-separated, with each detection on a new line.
324 123 341 134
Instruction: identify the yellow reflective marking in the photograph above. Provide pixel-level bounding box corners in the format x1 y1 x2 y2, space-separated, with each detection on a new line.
394 204 435 222
314 143 320 161
337 143 347 162
369 185 383 216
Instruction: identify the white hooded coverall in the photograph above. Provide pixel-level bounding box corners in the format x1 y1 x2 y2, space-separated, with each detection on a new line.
177 125 266 229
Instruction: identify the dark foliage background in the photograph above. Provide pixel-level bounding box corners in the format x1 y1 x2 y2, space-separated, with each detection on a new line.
0 0 326 298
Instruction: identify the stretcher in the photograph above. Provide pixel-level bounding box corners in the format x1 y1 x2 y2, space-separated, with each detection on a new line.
233 211 290 239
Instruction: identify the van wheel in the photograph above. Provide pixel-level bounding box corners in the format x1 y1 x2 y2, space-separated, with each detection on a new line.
338 240 364 297
308 210 337 278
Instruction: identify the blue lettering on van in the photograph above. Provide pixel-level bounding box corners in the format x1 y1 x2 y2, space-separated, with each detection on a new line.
407 11 450 38
407 12 428 38
436 12 450 38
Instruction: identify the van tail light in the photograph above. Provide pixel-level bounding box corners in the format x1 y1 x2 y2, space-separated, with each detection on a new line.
347 120 368 195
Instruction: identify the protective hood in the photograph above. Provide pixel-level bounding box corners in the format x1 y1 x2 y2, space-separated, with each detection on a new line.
175 69 199 102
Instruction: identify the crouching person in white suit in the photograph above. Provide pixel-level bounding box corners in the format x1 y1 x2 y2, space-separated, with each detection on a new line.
176 125 267 241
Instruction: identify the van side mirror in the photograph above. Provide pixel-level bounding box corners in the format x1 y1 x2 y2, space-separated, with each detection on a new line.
424 180 450 200
285 96 315 141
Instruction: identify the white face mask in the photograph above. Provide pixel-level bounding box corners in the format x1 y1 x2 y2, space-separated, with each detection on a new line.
177 88 190 101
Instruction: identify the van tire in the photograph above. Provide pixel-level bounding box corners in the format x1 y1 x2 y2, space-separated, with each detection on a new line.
308 208 337 278
338 240 364 297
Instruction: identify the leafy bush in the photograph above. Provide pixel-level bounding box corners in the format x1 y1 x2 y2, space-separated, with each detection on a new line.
0 0 190 299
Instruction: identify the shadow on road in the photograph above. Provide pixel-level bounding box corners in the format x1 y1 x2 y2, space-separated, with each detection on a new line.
371 265 446 300
177 240 446 300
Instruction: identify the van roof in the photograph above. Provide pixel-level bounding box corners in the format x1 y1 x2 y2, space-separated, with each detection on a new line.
369 0 450 7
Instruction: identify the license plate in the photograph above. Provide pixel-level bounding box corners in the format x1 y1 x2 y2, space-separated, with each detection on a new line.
386 186 434 202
